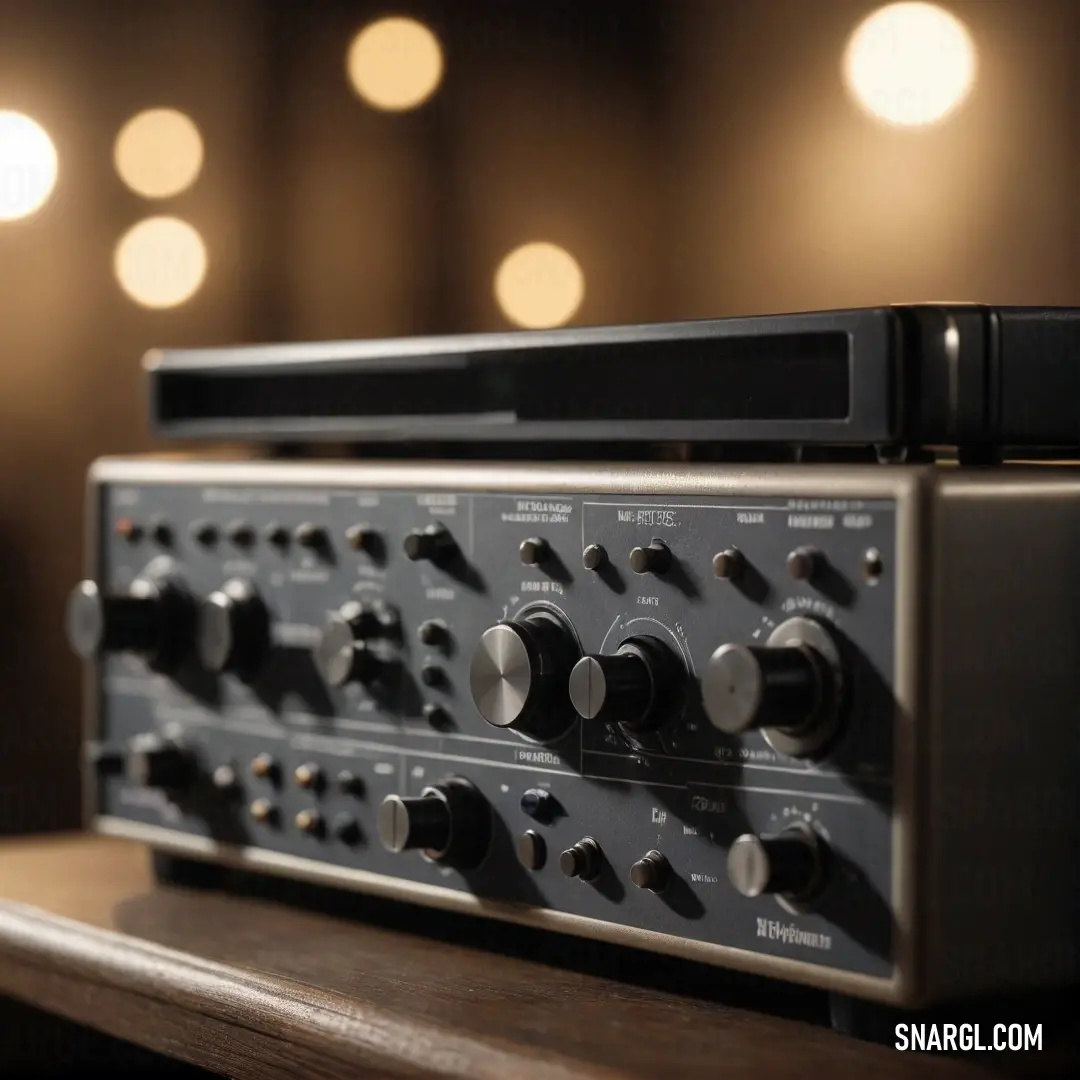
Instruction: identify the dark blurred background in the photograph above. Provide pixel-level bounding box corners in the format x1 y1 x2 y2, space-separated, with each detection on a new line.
1 0 1078 834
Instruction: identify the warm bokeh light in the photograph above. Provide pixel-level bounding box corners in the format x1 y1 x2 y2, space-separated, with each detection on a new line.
114 216 207 308
346 17 444 111
114 108 203 198
0 111 58 221
494 242 585 329
844 3 977 127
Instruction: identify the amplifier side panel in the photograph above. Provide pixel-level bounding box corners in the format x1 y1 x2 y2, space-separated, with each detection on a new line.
926 474 1080 1000
80 459 911 1001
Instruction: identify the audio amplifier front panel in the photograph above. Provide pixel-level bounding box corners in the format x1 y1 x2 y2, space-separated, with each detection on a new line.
80 460 901 992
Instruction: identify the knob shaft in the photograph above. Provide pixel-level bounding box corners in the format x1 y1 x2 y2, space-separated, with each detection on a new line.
703 643 826 736
727 828 824 901
125 733 193 790
568 636 678 732
570 654 647 723
377 777 490 869
403 524 456 563
66 578 191 671
197 579 269 675
469 613 579 740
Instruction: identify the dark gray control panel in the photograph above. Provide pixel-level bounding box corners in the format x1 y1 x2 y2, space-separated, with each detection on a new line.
74 459 900 993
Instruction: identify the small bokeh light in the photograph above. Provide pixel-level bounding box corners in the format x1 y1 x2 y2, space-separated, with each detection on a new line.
114 216 207 309
844 2 977 127
494 242 585 329
346 17 444 112
0 110 58 222
114 108 204 199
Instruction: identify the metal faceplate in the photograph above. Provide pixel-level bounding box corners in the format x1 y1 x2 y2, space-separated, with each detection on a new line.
87 460 900 992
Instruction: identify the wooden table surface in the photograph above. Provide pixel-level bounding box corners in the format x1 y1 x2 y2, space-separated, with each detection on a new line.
0 834 1059 1079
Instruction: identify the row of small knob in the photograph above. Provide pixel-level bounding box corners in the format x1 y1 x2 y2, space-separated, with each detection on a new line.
517 831 823 903
96 739 826 904
117 510 882 587
380 777 826 903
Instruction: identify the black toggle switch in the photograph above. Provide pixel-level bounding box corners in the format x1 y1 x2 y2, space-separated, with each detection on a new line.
519 537 550 566
225 520 256 547
345 524 379 553
333 813 362 845
517 830 547 871
422 702 453 730
417 619 449 648
263 522 289 547
629 541 671 576
150 518 173 546
787 546 821 582
420 663 444 687
403 524 456 563
630 850 671 892
190 519 218 545
519 787 556 824
581 543 607 571
294 522 328 549
559 837 603 882
712 548 744 580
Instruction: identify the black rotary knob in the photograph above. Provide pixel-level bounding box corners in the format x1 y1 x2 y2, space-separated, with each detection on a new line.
125 732 194 790
469 612 579 740
197 579 270 675
65 577 192 672
403 524 456 563
727 827 825 902
378 777 490 869
702 618 844 757
313 602 394 688
568 635 679 732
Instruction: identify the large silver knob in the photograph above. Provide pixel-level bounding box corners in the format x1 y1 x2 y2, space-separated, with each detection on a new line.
727 825 826 905
702 616 843 757
469 612 579 741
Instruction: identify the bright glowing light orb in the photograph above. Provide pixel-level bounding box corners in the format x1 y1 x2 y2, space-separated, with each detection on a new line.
114 216 207 309
115 108 203 198
494 242 585 329
347 17 444 112
844 3 977 127
0 111 58 221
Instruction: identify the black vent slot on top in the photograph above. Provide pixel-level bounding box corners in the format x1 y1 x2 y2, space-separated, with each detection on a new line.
155 332 851 427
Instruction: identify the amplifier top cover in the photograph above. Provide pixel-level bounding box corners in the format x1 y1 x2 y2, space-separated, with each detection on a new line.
146 305 1080 455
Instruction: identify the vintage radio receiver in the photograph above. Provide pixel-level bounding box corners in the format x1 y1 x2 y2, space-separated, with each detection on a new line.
67 456 1080 1009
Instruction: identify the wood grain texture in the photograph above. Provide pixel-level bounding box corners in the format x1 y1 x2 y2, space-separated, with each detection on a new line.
0 834 1052 1079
